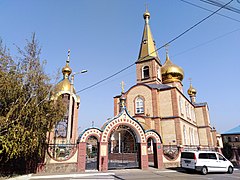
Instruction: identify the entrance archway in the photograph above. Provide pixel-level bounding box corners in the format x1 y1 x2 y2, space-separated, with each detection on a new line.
147 137 156 167
78 128 102 172
108 125 140 169
145 130 163 169
86 136 99 170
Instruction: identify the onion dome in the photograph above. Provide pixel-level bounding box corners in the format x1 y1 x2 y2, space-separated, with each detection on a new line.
62 63 72 79
161 53 184 84
143 10 150 19
54 78 71 93
53 50 73 94
187 83 197 96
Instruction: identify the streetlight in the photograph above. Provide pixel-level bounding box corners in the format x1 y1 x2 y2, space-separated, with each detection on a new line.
66 69 87 144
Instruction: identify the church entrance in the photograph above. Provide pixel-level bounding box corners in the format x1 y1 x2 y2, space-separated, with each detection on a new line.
108 125 140 169
86 136 99 170
147 137 157 168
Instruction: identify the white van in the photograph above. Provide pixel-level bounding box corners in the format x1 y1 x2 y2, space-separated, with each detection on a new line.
180 151 234 175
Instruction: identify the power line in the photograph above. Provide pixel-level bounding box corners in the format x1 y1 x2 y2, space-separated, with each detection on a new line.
200 0 240 14
180 0 240 23
173 27 240 57
76 0 233 94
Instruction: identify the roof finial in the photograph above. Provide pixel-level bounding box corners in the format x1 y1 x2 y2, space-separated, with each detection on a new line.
145 3 149 13
67 49 70 63
121 81 125 93
143 4 150 20
189 78 192 85
164 43 169 55
164 43 170 60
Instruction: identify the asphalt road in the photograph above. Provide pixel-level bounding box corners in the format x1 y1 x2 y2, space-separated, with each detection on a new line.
24 167 240 180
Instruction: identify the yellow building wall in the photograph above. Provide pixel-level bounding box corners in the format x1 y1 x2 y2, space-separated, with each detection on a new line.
198 128 208 145
195 108 205 126
159 91 173 117
161 120 176 145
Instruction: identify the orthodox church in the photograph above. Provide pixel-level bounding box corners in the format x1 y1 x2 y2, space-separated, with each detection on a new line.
40 9 222 173
113 9 220 150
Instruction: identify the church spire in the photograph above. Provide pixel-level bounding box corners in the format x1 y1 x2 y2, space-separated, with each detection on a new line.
137 8 160 63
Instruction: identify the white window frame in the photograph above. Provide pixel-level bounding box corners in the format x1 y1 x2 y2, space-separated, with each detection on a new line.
136 97 144 114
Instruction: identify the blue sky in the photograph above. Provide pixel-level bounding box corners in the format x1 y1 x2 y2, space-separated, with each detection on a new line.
0 0 239 133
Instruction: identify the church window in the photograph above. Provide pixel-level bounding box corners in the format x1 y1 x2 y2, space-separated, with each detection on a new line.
183 125 187 145
142 66 150 79
179 96 183 115
191 108 196 122
135 97 144 114
186 102 189 118
157 68 161 79
189 128 194 145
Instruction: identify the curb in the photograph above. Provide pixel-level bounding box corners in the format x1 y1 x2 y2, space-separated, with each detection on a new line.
30 172 114 179
7 174 32 180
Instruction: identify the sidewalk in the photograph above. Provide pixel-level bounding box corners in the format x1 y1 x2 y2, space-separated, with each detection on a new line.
7 167 240 180
7 168 163 180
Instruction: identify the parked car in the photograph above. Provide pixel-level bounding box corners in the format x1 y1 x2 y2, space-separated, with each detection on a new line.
180 151 234 175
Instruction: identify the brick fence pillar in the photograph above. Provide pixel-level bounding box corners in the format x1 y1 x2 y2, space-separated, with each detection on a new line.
77 142 86 172
99 142 108 172
156 143 163 169
140 143 148 170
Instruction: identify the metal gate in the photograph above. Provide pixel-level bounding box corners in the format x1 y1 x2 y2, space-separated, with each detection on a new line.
86 136 99 170
108 125 140 169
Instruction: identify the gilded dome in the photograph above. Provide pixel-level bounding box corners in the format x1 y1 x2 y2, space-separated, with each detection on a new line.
143 11 150 19
62 63 72 78
187 84 197 96
161 54 184 84
55 78 71 92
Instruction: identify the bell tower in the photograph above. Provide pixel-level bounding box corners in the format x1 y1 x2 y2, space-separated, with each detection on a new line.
136 8 162 84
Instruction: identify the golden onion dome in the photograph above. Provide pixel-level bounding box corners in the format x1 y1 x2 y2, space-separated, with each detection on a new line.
187 83 197 96
143 10 150 19
54 78 71 92
161 54 184 84
62 63 72 78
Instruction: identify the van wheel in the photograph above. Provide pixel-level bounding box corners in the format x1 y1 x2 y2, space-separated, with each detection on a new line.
228 166 233 174
201 166 208 175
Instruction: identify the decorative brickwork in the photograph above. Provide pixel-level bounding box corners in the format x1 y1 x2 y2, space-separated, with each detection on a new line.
79 128 102 143
101 110 146 143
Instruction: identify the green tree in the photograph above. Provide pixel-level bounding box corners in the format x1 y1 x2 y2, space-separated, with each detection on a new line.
0 34 66 174
222 142 233 160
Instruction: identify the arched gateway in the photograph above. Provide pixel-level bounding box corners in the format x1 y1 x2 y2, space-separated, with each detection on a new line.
77 108 163 172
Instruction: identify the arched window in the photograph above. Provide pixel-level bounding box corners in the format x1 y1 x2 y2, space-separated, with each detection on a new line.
136 97 144 114
142 66 150 79
157 68 161 79
179 96 183 114
183 125 187 145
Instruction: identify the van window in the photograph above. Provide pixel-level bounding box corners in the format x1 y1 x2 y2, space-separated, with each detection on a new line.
218 154 225 161
208 153 217 160
199 153 208 159
181 152 194 159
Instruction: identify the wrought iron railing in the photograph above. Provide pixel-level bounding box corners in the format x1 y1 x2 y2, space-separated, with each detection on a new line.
47 143 77 161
